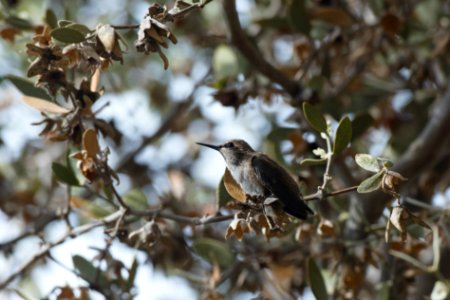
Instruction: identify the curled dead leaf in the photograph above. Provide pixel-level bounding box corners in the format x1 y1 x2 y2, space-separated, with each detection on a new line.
383 170 407 191
317 219 335 237
223 168 246 203
225 217 249 241
82 128 100 158
388 206 430 242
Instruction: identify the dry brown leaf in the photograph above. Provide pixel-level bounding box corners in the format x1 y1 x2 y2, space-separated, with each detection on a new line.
223 168 246 203
22 96 70 114
0 27 20 43
295 223 312 242
269 263 296 291
225 218 249 241
90 67 101 92
82 128 100 158
317 219 335 237
380 12 403 35
310 7 353 27
96 24 116 53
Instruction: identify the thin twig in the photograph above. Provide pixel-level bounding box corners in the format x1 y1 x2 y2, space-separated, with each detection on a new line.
0 211 121 290
320 132 333 191
115 71 209 172
304 186 358 201
0 213 58 251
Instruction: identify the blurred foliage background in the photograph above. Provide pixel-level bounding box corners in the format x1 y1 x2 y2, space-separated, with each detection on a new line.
0 0 450 299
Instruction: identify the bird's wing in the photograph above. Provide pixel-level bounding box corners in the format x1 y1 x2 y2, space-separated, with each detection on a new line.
251 154 313 219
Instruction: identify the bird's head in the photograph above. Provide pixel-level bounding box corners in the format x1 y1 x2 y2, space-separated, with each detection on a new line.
197 139 255 166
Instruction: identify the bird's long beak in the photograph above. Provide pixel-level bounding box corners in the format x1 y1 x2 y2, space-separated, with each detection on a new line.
196 142 221 151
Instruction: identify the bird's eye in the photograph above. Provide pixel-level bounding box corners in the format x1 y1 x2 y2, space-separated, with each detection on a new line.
224 142 233 148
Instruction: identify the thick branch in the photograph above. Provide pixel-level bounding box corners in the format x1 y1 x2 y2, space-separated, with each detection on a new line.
362 83 450 223
223 0 302 98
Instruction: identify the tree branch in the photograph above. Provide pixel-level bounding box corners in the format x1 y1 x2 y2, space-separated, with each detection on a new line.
361 83 450 223
0 211 122 290
0 213 58 252
223 0 302 98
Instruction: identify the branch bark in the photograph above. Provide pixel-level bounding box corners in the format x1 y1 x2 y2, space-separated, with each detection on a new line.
355 83 450 225
223 0 302 98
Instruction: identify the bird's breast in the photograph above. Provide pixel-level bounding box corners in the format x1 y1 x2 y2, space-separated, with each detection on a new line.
227 159 265 196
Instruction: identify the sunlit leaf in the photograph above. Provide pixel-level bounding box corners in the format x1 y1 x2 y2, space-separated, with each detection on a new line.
52 162 80 186
303 102 327 133
357 171 384 193
300 158 327 166
97 24 116 53
57 20 74 27
22 96 70 114
5 75 51 100
307 257 328 300
333 116 352 154
213 45 239 81
192 238 234 268
51 27 86 43
355 153 380 173
430 281 450 300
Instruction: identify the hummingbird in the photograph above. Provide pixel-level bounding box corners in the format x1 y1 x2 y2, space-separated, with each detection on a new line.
197 139 313 220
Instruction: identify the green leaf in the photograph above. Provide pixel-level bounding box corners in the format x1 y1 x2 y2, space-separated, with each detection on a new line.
300 158 327 166
308 75 326 91
52 162 80 186
288 0 311 35
377 157 393 168
378 281 390 300
213 45 239 81
5 75 51 100
307 257 328 300
5 15 33 29
357 171 384 193
192 238 234 268
355 153 380 172
217 174 233 207
123 189 148 210
51 27 86 43
125 257 139 292
103 186 114 202
351 112 373 141
303 102 327 133
333 116 352 154
45 9 58 29
66 23 92 35
72 255 108 288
